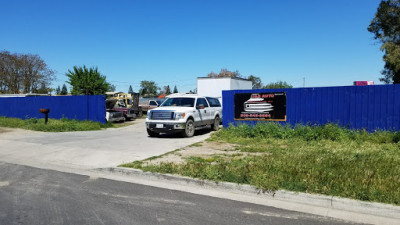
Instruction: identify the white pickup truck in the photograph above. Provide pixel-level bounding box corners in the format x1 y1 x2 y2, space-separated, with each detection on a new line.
146 94 222 137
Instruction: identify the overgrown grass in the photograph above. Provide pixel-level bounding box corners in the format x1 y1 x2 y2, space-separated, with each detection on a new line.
212 122 400 143
0 116 113 132
123 123 400 205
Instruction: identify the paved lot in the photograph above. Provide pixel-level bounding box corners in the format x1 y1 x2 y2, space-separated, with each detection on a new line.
0 119 212 169
0 162 355 225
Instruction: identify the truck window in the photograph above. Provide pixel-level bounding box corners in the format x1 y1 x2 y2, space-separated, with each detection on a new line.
206 97 221 107
196 98 209 108
161 98 195 107
117 99 126 107
149 101 158 106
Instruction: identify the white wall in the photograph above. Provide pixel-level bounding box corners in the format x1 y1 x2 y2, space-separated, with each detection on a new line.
197 78 231 98
197 78 252 98
231 79 252 90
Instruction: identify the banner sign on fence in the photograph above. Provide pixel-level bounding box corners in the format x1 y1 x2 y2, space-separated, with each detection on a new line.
234 92 286 121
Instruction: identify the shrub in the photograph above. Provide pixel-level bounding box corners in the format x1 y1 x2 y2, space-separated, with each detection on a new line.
0 117 112 132
214 122 400 144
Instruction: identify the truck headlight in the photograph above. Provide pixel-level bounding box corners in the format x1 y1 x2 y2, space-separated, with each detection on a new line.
147 111 152 119
174 112 185 120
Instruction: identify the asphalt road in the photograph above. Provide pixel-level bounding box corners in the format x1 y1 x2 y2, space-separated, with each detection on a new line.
0 119 211 169
0 162 358 225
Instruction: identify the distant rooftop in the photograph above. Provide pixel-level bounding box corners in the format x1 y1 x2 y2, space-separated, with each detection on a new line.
197 77 250 81
0 94 49 97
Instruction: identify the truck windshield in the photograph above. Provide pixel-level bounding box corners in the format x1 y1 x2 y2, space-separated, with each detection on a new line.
161 98 195 107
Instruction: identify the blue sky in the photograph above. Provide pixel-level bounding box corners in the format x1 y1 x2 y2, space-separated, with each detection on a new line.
0 0 383 92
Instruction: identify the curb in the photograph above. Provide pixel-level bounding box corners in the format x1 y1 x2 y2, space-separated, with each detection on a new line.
96 167 400 222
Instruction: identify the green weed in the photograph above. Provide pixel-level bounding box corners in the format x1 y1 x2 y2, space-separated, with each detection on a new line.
123 122 400 205
189 142 203 147
0 116 112 132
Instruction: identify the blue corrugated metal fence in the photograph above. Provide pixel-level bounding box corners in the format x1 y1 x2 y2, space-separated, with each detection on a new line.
222 85 400 131
0 95 106 123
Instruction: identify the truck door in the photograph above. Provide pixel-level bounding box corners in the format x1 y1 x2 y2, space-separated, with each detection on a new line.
149 100 158 110
196 98 211 126
205 97 216 122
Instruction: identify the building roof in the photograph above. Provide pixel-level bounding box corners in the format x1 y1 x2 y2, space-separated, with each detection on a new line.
0 94 49 97
197 76 251 81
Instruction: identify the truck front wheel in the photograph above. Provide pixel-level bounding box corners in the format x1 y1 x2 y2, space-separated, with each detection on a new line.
182 119 195 137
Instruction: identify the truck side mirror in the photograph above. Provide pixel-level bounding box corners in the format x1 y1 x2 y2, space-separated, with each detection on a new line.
196 104 205 109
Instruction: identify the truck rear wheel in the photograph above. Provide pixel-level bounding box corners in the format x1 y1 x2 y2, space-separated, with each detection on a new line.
147 129 159 137
182 119 195 137
211 116 220 131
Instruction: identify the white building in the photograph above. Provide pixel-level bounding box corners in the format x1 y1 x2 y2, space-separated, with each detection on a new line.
197 77 252 99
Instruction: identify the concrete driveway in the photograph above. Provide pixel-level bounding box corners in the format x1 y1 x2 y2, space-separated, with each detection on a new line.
0 119 212 170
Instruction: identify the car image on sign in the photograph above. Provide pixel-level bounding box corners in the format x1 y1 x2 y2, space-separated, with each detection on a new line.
234 92 287 121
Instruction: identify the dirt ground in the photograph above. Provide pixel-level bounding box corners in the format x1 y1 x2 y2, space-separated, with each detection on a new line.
112 117 145 127
0 128 10 134
140 141 264 166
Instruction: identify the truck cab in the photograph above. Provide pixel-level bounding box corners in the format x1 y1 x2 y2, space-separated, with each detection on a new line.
140 99 163 113
106 92 142 119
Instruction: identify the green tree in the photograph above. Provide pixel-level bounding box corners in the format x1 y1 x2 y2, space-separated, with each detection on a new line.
247 75 263 89
368 0 400 83
55 86 61 95
263 81 293 89
108 84 116 92
128 85 134 94
173 85 178 93
163 85 171 95
0 51 55 94
207 68 241 78
139 80 159 97
60 84 68 95
36 82 50 94
66 66 110 95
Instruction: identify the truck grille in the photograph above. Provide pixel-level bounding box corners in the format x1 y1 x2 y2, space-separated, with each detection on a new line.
151 111 174 120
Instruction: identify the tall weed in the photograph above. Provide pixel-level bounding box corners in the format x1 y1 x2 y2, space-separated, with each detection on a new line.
131 122 400 205
129 139 400 205
213 122 400 144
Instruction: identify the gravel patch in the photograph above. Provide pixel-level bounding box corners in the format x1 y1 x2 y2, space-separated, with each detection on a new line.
141 141 264 166
0 128 10 134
